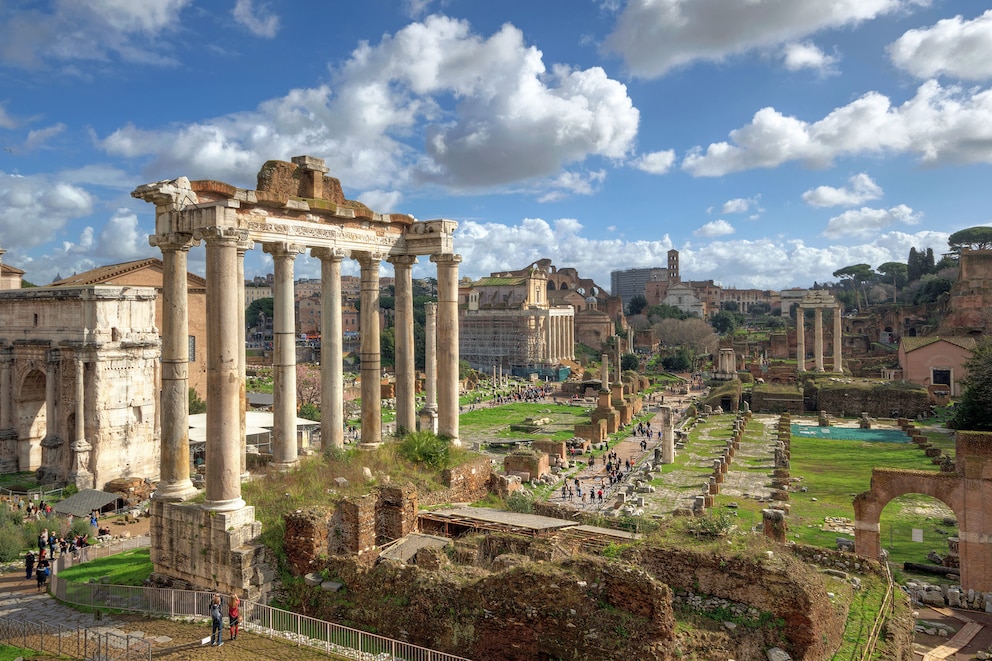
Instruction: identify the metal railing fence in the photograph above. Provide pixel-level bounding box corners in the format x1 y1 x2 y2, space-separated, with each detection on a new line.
0 616 151 661
51 574 471 661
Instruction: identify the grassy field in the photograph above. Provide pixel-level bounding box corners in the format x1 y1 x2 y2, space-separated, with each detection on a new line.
702 415 956 570
459 402 595 443
57 549 153 586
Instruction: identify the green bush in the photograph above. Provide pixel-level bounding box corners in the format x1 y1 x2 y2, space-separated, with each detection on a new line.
0 524 23 562
506 491 535 514
397 431 451 470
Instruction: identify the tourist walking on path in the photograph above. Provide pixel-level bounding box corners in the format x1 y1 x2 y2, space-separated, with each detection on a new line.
24 550 34 581
228 592 240 640
209 593 224 646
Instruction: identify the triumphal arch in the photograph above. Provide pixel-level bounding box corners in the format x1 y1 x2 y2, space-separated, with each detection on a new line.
133 156 460 596
854 431 992 593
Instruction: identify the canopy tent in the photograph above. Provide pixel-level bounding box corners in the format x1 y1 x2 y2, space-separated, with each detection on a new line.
52 489 122 517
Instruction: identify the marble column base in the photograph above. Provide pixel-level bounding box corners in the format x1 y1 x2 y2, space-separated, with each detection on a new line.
150 500 272 600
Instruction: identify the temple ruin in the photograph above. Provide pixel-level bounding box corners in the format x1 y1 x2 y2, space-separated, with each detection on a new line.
133 156 460 596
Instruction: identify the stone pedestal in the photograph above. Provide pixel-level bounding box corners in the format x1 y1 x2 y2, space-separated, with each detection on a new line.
150 500 271 599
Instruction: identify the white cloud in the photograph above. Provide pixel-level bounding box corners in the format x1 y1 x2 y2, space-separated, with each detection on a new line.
450 216 948 290
694 220 735 237
95 209 154 261
0 173 93 250
357 189 403 214
404 0 434 18
0 103 16 130
23 123 65 151
0 0 191 68
232 0 279 38
822 204 921 239
682 81 992 176
631 150 676 174
803 173 883 207
100 15 638 199
782 41 837 73
720 196 760 214
537 169 607 202
889 10 992 81
604 0 915 79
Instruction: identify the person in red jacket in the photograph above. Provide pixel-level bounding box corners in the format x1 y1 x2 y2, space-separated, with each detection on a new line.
228 592 240 640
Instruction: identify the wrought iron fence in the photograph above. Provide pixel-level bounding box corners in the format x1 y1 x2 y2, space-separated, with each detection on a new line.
0 616 151 661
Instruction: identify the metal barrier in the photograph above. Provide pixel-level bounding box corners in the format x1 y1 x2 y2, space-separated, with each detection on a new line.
0 616 151 661
51 573 471 661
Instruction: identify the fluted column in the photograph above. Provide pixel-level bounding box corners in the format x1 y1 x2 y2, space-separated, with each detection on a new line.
389 255 417 435
237 240 252 477
151 233 197 501
313 248 346 452
814 307 824 372
39 348 62 475
357 251 383 445
796 307 805 373
264 242 304 470
833 306 843 373
0 347 12 431
198 226 246 512
432 254 461 446
68 356 93 488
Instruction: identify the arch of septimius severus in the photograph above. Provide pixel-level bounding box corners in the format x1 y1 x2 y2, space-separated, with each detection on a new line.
133 156 460 596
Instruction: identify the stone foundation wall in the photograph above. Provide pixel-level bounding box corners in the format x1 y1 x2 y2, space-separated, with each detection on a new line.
533 439 566 461
150 501 271 599
422 455 493 505
811 382 929 418
574 419 607 442
327 495 376 557
502 450 548 482
375 486 418 545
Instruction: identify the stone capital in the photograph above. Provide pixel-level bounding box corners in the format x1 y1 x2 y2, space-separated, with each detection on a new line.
387 254 418 268
354 250 386 268
236 238 255 255
131 177 198 210
193 226 247 246
262 241 306 258
46 348 62 365
311 247 348 262
424 302 437 315
430 253 462 267
149 232 198 253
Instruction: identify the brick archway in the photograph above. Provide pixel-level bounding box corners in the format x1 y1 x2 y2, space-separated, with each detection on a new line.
853 431 992 593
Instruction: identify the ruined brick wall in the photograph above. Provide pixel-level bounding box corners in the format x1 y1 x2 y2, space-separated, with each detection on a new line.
327 495 376 557
502 450 549 482
635 546 844 660
810 382 929 417
375 486 418 546
284 507 332 576
532 439 566 461
419 455 493 506
574 419 607 442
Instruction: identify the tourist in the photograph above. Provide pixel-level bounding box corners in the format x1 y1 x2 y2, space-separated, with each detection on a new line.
38 529 48 555
36 553 50 591
209 593 224 646
24 549 34 580
228 593 240 640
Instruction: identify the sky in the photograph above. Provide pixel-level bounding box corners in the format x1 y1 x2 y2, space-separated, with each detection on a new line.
0 0 987 292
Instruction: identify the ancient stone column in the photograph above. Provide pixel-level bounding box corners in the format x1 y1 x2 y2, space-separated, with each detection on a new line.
265 242 304 469
389 255 417 435
150 233 198 500
419 302 438 433
762 509 787 543
600 354 610 390
313 248 346 451
660 406 675 464
39 348 62 476
0 347 12 431
237 239 252 477
198 227 247 512
357 251 383 445
814 306 824 372
796 307 805 372
68 356 93 488
432 253 461 446
833 305 843 373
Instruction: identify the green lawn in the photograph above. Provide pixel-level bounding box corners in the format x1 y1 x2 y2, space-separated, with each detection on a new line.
56 549 153 586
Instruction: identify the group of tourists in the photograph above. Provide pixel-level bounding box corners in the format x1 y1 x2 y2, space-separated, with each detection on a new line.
209 592 241 646
36 528 90 561
24 548 51 590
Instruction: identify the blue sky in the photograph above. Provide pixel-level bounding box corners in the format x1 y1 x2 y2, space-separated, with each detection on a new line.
0 0 986 291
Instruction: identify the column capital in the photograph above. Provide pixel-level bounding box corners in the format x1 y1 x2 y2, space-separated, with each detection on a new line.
262 241 306 258
387 254 418 268
354 250 386 268
236 238 255 255
150 232 198 252
0 346 12 364
193 226 248 245
430 253 462 266
46 348 62 364
424 301 437 315
311 247 348 262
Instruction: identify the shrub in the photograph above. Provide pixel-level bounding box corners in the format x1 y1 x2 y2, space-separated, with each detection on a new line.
397 431 451 470
0 524 24 562
506 491 535 514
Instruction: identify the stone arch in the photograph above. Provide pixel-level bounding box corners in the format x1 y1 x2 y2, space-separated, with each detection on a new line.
16 369 46 471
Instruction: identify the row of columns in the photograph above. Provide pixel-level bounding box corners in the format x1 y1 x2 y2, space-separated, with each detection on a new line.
796 305 843 373
546 312 573 364
153 229 462 512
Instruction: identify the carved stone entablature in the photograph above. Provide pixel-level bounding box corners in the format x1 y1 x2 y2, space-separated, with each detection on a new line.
131 177 198 212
